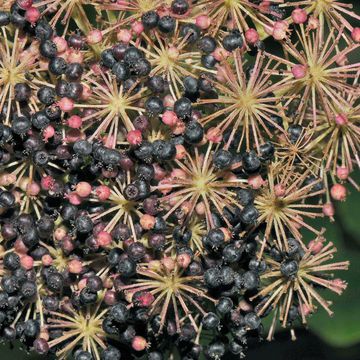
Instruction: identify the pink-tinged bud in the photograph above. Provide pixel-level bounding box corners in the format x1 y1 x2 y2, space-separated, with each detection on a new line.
274 184 286 197
213 47 230 61
175 144 186 159
68 259 83 274
80 84 92 100
0 173 16 186
291 8 307 24
299 303 312 317
140 214 156 230
351 27 360 42
259 1 270 13
248 174 265 189
58 97 74 112
245 28 260 45
67 115 83 129
42 254 53 266
96 185 111 201
308 238 325 255
78 278 87 291
41 176 55 191
335 113 348 126
171 119 186 135
206 127 222 143
337 166 350 180
25 7 41 23
62 237 75 253
54 227 67 241
167 46 179 59
15 239 28 254
272 20 289 40
161 256 176 271
331 278 347 293
127 129 142 145
196 15 211 30
87 29 103 44
132 336 147 352
20 255 34 270
131 21 144 35
96 231 112 247
171 168 187 179
322 203 335 220
17 0 33 9
76 181 92 198
53 36 68 53
162 110 178 126
177 253 191 269
195 201 206 216
238 299 253 312
153 164 167 181
67 49 84 64
291 64 307 79
133 291 155 307
43 125 55 142
26 181 41 196
163 94 175 108
66 192 82 205
331 183 347 201
117 29 132 43
307 16 319 30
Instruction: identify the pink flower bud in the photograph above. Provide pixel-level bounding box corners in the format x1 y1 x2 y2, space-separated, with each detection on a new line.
67 49 84 63
53 36 68 53
68 259 83 274
25 7 40 23
76 181 92 198
337 166 350 180
322 203 335 218
41 176 55 191
80 84 92 100
87 29 103 44
26 181 41 196
272 20 289 40
245 28 260 45
96 231 112 247
213 47 230 61
291 8 307 24
175 144 186 159
131 21 144 35
42 254 53 266
96 185 111 201
196 15 211 30
132 336 147 352
291 64 307 79
140 214 156 230
20 255 34 270
335 113 348 126
117 29 132 43
66 192 82 205
331 184 347 201
177 253 191 269
351 27 360 42
307 16 319 30
248 174 266 189
162 110 178 126
127 129 143 145
161 256 175 271
67 115 83 129
43 125 55 142
274 184 286 197
58 97 74 112
163 94 175 108
206 127 222 143
17 0 33 10
171 119 186 135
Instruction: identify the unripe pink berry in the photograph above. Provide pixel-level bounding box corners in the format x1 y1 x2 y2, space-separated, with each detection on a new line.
42 254 53 266
80 84 92 100
43 125 55 142
131 21 144 35
133 290 155 307
177 253 191 269
67 49 84 64
66 192 82 205
196 15 211 30
212 47 230 61
292 64 307 79
41 176 55 191
104 290 117 305
245 28 260 45
132 336 148 351
53 36 68 53
96 231 112 247
336 166 349 180
162 110 178 126
248 174 266 189
335 113 348 126
78 278 87 291
87 29 103 44
322 202 335 218
274 184 286 197
15 239 28 254
161 256 176 271
153 164 167 181
127 129 142 145
20 255 34 270
163 94 175 108
291 8 307 24
171 119 186 135
25 7 40 23
17 0 33 9
76 181 92 198
26 181 41 196
175 144 186 160
117 29 132 43
195 201 206 216
68 259 83 274
272 20 289 40
140 214 156 230
330 183 347 201
67 115 83 129
96 185 111 201
206 127 222 143
58 97 74 112
54 227 67 241
307 16 319 30
351 27 360 42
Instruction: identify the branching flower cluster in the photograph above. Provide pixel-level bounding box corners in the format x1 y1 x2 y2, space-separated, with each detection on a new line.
0 0 358 359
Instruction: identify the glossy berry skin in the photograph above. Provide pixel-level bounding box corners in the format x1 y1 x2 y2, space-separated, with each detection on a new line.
37 86 56 105
141 10 159 29
202 312 220 330
14 83 31 102
148 75 165 93
112 62 129 81
110 303 129 324
242 150 261 173
65 63 83 81
174 97 192 118
180 23 200 43
198 36 216 53
223 33 243 51
0 11 10 26
101 346 121 360
158 16 175 33
145 96 164 115
171 0 189 15
184 121 203 144
3 253 20 271
40 40 57 58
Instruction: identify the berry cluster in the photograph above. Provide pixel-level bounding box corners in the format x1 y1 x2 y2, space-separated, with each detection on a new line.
0 0 358 359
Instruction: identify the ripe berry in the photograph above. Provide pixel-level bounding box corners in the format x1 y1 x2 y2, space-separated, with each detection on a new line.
171 0 189 15
0 12 10 26
101 346 121 360
35 20 53 41
216 296 233 316
180 23 200 43
110 302 129 324
158 16 176 34
202 312 220 330
145 96 164 115
14 83 31 102
4 253 20 271
65 63 83 81
141 10 159 29
280 260 298 277
198 36 216 53
242 150 261 173
184 121 203 144
112 62 129 81
223 33 243 51
37 86 56 105
40 40 57 58
148 75 165 93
